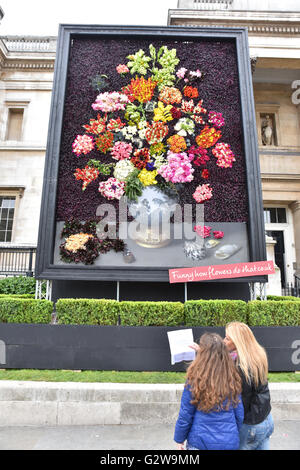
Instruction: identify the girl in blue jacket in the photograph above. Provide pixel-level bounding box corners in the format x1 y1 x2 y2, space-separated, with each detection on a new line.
174 333 244 450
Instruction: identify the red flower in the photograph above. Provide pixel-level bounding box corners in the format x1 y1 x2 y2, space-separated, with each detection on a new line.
170 107 182 119
201 169 210 179
184 86 199 99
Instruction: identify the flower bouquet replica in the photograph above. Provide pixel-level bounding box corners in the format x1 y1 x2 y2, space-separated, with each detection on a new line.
60 44 237 264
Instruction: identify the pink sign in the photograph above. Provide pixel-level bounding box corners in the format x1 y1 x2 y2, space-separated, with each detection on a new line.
169 260 275 284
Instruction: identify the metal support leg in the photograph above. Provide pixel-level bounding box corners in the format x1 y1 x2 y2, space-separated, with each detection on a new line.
116 281 120 302
248 282 267 301
35 279 52 300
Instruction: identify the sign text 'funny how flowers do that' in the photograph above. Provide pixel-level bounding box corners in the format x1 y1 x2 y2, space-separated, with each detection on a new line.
169 260 275 283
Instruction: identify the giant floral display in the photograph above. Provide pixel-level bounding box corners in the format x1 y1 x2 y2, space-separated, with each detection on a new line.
56 39 249 265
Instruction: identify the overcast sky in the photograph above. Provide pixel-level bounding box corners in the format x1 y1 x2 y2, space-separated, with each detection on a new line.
0 0 178 36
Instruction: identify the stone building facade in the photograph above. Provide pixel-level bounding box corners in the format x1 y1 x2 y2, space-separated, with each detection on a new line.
0 2 299 293
169 0 300 292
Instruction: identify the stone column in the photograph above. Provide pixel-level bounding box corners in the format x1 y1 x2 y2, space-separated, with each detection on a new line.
290 201 300 273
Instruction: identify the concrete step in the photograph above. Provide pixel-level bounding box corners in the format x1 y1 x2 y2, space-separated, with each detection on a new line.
0 381 299 426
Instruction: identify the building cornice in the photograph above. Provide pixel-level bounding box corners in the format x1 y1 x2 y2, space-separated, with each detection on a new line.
168 9 300 35
0 36 56 71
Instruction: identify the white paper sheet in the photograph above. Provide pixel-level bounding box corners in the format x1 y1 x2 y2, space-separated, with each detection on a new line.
167 329 196 365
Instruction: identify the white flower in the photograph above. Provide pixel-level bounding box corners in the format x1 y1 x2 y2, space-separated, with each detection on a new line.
152 154 166 169
121 125 138 141
114 159 135 181
174 118 195 137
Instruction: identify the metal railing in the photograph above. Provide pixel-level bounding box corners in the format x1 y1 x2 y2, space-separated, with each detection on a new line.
0 246 36 277
282 275 300 297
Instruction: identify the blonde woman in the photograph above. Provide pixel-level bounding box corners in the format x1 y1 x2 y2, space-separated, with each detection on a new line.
224 322 274 450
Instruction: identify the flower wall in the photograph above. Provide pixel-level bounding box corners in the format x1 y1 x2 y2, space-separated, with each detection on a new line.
55 38 248 224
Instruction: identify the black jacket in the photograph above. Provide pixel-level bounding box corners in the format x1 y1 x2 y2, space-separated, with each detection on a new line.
239 368 272 425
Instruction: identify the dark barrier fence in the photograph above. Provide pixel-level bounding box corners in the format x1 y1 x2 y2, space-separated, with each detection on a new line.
0 247 36 277
0 324 299 372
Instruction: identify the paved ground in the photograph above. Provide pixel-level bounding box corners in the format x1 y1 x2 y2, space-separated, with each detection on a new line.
0 420 299 450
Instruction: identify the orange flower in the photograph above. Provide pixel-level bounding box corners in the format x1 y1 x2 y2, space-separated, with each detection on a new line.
167 134 187 153
184 86 199 99
130 76 157 103
195 126 222 149
159 86 182 105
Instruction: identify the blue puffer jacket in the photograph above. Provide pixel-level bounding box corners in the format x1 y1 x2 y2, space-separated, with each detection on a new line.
174 384 244 450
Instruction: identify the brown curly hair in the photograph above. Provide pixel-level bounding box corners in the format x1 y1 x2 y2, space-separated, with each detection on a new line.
186 333 242 412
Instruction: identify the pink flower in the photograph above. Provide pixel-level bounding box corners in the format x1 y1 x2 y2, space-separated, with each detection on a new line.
190 69 202 78
208 111 225 128
72 135 95 156
111 141 132 161
213 231 224 239
194 225 211 238
212 142 236 168
98 177 125 200
157 151 194 183
92 92 129 113
176 67 187 79
116 64 129 74
193 184 213 203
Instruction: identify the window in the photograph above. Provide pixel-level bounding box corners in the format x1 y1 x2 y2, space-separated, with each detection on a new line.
264 208 287 224
6 108 24 141
0 197 16 242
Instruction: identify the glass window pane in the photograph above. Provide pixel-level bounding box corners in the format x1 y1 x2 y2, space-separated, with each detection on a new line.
1 199 12 208
0 220 7 230
0 231 6 242
1 208 8 219
5 231 12 242
269 208 277 223
277 208 287 224
6 219 13 231
8 209 14 219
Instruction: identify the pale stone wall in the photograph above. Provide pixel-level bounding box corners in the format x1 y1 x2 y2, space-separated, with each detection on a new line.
0 38 54 247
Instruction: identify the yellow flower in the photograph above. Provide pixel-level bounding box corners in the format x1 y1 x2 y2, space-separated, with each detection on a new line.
64 233 93 253
153 101 173 122
138 168 158 186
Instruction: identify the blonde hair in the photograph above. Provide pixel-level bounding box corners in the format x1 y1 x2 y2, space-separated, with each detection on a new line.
225 322 268 387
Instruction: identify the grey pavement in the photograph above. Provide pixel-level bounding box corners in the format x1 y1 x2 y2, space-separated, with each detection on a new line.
0 420 299 450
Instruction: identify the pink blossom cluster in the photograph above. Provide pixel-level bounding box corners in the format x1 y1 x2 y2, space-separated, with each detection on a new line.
98 177 125 200
194 225 211 238
212 142 236 168
157 151 194 183
176 67 187 79
193 183 213 203
72 135 95 156
111 141 133 161
208 111 225 128
92 92 130 113
213 231 224 239
116 64 129 74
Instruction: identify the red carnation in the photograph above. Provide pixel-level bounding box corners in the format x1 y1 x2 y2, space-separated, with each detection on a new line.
170 107 182 119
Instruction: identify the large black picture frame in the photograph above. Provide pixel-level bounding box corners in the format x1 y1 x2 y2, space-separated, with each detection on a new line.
35 24 266 283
